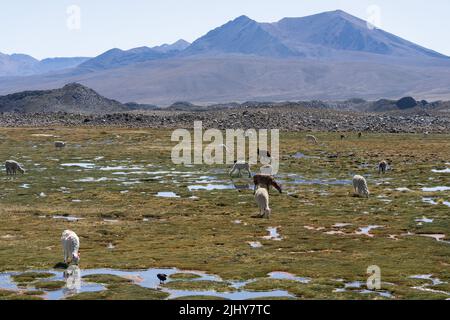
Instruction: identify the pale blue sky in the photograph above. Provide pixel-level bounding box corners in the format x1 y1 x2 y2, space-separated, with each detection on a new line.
1 0 449 59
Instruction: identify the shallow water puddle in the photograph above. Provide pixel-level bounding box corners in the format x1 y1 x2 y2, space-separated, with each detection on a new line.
75 177 111 182
61 163 95 169
99 165 144 171
262 227 283 241
0 268 105 300
431 168 450 173
248 241 263 248
422 197 450 208
155 192 180 198
395 187 412 192
410 275 450 296
267 272 310 284
52 215 84 222
0 267 301 300
415 217 433 224
121 181 142 186
355 226 383 237
333 280 393 298
422 186 450 192
188 184 235 191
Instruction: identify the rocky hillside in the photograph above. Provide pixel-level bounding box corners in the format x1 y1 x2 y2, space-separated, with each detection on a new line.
1 105 449 134
0 83 127 114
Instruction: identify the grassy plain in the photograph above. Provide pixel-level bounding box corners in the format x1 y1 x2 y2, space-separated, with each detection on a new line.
0 128 449 299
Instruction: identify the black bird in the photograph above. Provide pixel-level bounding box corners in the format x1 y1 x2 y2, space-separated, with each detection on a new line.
157 273 167 284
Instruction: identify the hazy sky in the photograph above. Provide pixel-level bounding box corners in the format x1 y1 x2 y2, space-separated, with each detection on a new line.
1 0 449 59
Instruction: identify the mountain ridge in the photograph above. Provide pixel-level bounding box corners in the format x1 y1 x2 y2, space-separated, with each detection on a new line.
1 10 450 104
0 53 90 77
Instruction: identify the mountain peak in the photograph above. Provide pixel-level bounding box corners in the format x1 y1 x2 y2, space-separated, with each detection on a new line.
152 39 191 53
62 82 90 90
173 39 190 46
184 14 298 57
233 15 253 22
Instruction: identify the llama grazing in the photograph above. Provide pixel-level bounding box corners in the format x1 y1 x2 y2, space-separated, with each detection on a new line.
55 141 66 149
5 160 25 175
378 160 388 174
61 230 80 265
230 160 252 178
306 135 318 144
253 174 282 194
255 186 271 218
352 175 370 198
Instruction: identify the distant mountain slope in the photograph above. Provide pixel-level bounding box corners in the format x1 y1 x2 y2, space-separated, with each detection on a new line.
76 47 167 71
262 10 446 58
182 10 448 59
0 83 127 113
1 11 450 104
183 15 300 57
0 53 38 77
37 57 91 74
0 53 89 77
3 55 450 105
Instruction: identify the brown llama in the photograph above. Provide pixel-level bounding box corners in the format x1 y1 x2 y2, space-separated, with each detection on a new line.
253 174 282 194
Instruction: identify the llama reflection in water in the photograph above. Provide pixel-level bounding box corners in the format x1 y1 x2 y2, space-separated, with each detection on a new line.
64 265 81 295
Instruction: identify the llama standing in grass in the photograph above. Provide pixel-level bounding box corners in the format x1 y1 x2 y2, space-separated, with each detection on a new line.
378 160 388 174
306 135 318 144
230 160 252 178
5 160 25 175
253 174 282 194
61 230 80 265
255 186 271 218
353 175 370 198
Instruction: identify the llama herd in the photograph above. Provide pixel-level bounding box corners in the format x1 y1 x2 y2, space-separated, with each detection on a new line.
3 134 389 266
227 134 389 220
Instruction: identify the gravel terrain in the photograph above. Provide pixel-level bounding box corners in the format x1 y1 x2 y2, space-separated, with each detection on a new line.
1 106 449 133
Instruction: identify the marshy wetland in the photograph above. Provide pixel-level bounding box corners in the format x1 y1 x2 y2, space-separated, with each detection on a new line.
0 128 449 300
